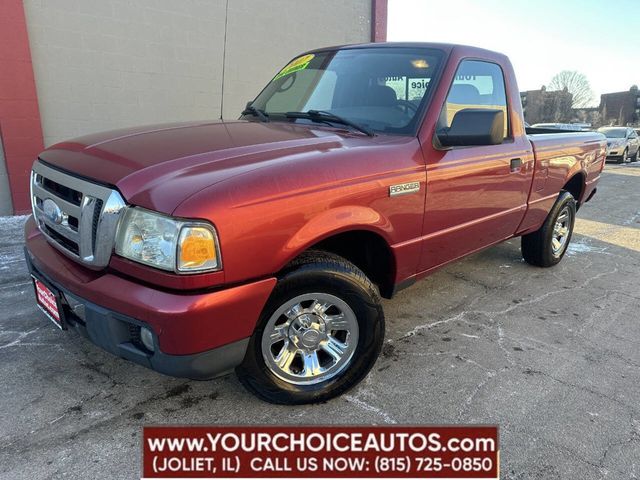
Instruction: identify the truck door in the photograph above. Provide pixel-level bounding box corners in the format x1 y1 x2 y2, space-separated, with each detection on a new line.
419 59 534 272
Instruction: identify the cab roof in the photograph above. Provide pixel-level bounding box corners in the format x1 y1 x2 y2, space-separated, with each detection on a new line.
305 42 507 61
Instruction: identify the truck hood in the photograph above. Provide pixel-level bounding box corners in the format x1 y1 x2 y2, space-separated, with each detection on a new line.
39 120 360 214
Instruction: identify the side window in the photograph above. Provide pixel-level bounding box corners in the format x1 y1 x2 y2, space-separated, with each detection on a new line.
438 60 509 139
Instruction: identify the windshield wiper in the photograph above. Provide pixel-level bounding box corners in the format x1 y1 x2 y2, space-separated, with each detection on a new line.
285 110 374 137
241 105 269 122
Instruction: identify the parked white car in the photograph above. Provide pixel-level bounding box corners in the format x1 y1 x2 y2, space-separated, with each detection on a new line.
598 127 640 163
531 123 591 131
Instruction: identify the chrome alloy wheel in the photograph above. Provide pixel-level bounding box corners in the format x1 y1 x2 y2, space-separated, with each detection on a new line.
551 205 572 256
261 293 359 385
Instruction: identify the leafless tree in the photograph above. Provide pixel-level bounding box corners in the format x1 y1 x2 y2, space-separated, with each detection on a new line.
547 71 595 108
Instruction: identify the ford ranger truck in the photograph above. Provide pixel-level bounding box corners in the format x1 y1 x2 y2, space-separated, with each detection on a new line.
24 43 606 404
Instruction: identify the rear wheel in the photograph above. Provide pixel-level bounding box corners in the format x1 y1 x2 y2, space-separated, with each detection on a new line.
237 251 385 404
522 191 576 267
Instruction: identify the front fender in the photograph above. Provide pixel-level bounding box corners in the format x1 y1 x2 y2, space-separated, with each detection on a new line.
281 205 393 266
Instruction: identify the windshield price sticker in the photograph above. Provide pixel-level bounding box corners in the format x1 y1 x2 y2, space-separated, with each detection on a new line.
142 426 498 479
274 54 315 80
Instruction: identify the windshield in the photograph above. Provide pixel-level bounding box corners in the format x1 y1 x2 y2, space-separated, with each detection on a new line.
598 128 626 138
248 47 445 135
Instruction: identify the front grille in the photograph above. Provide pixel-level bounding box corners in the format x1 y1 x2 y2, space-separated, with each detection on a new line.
42 224 80 255
91 198 103 251
31 161 126 269
41 177 82 206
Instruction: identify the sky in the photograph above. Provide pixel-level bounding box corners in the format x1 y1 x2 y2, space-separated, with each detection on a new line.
387 0 640 106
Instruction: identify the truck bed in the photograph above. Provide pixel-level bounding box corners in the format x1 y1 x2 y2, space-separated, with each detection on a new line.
527 130 605 208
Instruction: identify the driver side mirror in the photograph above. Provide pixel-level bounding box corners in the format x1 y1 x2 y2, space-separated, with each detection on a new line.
437 109 504 148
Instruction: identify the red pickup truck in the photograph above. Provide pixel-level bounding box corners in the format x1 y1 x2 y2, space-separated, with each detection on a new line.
25 43 605 404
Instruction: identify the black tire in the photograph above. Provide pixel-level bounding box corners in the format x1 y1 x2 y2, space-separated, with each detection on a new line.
236 250 385 404
521 191 576 267
631 149 639 163
617 149 628 164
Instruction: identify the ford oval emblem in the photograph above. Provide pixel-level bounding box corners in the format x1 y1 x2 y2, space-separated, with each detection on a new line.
42 198 63 224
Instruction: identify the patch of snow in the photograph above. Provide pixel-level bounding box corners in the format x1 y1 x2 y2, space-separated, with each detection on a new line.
0 214 29 226
0 253 22 263
566 241 605 256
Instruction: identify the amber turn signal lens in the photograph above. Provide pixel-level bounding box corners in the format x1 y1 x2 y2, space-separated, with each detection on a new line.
177 226 219 272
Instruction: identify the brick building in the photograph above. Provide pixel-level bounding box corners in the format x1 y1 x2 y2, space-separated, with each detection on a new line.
599 86 640 127
570 107 600 127
520 86 573 125
0 0 387 215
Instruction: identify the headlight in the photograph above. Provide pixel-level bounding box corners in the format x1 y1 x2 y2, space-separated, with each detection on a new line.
115 207 221 273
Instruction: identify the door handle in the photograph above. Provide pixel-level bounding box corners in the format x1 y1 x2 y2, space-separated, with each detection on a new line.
510 158 523 172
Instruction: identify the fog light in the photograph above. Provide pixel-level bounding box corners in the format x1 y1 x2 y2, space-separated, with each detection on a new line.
140 327 155 352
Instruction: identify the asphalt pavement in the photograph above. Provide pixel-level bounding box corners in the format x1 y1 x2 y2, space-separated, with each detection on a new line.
1 162 639 479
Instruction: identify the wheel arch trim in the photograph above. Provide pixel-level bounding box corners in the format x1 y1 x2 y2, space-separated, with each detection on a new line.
277 206 397 291
562 169 586 203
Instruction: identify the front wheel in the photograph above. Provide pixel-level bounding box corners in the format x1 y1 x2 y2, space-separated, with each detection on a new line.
521 191 576 267
618 149 628 164
237 251 385 404
631 149 639 163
